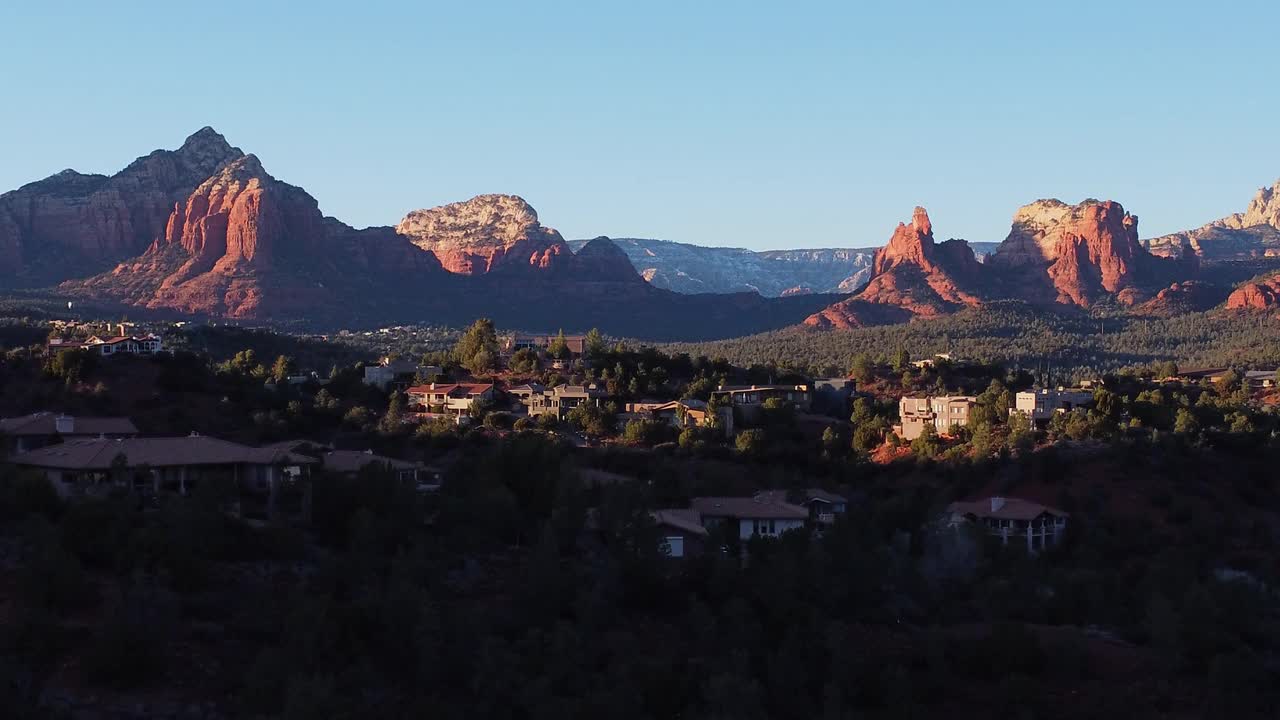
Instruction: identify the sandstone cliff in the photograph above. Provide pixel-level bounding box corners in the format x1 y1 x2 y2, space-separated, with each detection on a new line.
395 194 572 275
0 128 243 283
1226 273 1280 312
1145 179 1280 260
989 199 1190 307
804 207 985 328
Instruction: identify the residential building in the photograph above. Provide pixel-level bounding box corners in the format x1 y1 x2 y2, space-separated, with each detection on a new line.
910 352 953 370
0 413 139 455
525 384 605 420
945 496 1068 553
1011 388 1095 424
711 384 812 411
810 378 856 416
652 509 709 559
691 495 809 540
505 334 589 369
7 435 315 518
48 332 164 356
1244 370 1278 390
321 449 436 489
363 357 441 391
754 489 848 524
407 382 496 417
896 395 977 440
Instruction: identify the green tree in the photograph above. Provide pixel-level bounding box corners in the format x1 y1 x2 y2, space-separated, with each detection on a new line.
849 353 876 384
270 355 297 383
379 392 405 434
911 423 942 458
548 330 570 360
735 428 766 456
892 347 911 373
1174 408 1200 435
584 327 606 358
452 319 500 375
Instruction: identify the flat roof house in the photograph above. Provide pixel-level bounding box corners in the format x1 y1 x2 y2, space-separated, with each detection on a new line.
945 496 1068 553
0 413 139 455
1012 388 1094 424
526 384 606 420
691 495 809 540
897 395 977 440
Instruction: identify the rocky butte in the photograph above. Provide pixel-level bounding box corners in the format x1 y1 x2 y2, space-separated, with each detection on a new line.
1145 179 1280 260
395 194 571 275
0 127 244 284
805 207 984 329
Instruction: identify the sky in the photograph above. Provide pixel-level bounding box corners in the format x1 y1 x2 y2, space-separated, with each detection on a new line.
2 1 1278 251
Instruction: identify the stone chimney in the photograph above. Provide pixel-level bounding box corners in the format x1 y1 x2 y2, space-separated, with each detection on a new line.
55 415 74 434
990 497 1006 513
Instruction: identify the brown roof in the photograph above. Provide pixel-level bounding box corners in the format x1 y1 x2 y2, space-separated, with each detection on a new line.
321 450 424 474
755 488 847 505
691 496 809 520
653 509 709 536
8 435 315 470
0 413 138 437
406 383 494 398
947 497 1067 521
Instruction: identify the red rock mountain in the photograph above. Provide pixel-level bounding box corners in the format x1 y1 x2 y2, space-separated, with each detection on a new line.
1145 179 1280 260
45 131 836 338
0 128 244 284
66 155 445 320
1226 273 1280 312
805 207 985 328
395 194 572 275
986 199 1183 307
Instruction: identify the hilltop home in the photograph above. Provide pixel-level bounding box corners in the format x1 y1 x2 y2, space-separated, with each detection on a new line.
321 449 438 490
897 395 978 440
526 384 606 420
363 357 441 391
48 333 164 357
0 413 138 455
505 334 589 368
407 382 496 417
691 496 809 540
1011 388 1095 424
945 497 1068 553
652 509 709 559
7 435 315 518
754 489 848 524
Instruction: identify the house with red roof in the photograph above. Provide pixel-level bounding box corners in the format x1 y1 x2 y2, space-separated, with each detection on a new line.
406 382 496 417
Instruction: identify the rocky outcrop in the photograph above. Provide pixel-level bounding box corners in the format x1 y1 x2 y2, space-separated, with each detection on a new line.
67 155 444 320
0 127 243 283
1145 179 1280 260
989 199 1190 307
395 194 571 275
1226 273 1280 311
804 207 986 328
1136 281 1228 316
566 237 647 283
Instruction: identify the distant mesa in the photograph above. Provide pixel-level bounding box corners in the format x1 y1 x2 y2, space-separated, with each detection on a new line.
1144 178 1280 260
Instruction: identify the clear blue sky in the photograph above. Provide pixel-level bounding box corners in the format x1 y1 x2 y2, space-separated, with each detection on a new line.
2 1 1277 250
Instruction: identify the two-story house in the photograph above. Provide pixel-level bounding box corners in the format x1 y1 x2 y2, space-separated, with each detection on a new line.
897 395 978 439
406 382 496 417
525 384 606 420
691 495 809 540
1011 388 1095 425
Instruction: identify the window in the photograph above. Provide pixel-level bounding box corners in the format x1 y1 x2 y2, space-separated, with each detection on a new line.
663 536 685 558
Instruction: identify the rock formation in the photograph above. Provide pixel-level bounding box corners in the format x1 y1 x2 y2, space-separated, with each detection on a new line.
1226 273 1280 311
0 128 243 283
1145 179 1280 260
989 199 1189 307
68 155 444 320
395 194 571 275
804 207 985 328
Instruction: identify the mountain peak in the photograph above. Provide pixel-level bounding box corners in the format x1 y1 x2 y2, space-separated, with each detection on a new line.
175 126 243 176
396 194 565 275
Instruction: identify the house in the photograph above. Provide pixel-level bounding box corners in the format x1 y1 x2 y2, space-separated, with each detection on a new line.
505 334 589 368
754 488 848 524
691 495 809 540
910 352 953 370
507 383 547 404
810 378 856 416
652 509 709 559
363 357 441 391
6 435 316 518
48 332 164 357
406 382 496 417
710 384 812 411
945 496 1068 553
526 384 606 420
1011 388 1095 424
0 413 139 455
1244 370 1278 390
321 449 436 489
896 395 977 439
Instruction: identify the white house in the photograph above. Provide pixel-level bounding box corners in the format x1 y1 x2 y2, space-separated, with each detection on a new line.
1011 388 1094 424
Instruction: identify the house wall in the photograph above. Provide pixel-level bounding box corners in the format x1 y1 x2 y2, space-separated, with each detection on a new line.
735 517 805 540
